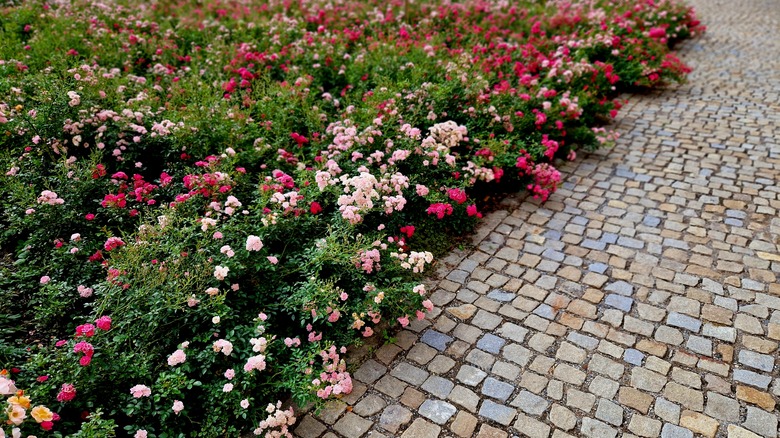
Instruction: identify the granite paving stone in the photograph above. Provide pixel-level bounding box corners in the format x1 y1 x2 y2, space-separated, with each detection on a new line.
476 333 506 354
400 418 440 438
513 413 552 438
581 418 618 438
378 405 413 434
390 362 429 386
743 406 778 438
421 375 455 399
479 399 517 426
420 329 454 352
332 413 372 438
510 390 550 416
456 365 488 387
449 385 481 412
661 423 693 438
595 399 624 426
418 399 457 425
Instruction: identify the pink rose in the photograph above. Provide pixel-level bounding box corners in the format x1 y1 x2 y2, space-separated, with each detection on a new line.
246 235 263 251
75 324 95 337
648 27 666 38
167 349 187 366
130 384 151 398
95 316 111 331
104 236 125 251
57 383 77 402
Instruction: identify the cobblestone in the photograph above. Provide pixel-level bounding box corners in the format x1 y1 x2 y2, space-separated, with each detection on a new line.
352 394 385 417
595 399 624 426
449 385 480 412
418 399 457 425
743 407 778 438
510 390 549 416
655 398 681 424
581 418 618 438
332 413 372 438
661 423 693 438
421 375 454 399
378 405 412 433
400 418 440 438
390 362 429 386
705 392 740 422
420 329 453 352
476 333 506 354
679 411 718 438
479 399 516 426
481 377 514 401
734 370 773 390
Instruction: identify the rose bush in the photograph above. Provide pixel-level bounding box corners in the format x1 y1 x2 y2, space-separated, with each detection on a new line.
0 0 702 435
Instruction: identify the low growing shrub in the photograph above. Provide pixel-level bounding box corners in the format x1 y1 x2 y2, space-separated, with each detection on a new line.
0 0 702 435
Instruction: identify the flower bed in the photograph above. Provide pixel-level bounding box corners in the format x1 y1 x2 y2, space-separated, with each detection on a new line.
0 0 702 436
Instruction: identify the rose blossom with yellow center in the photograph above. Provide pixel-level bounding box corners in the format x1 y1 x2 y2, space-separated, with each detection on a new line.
5 403 26 425
8 393 31 410
31 405 54 423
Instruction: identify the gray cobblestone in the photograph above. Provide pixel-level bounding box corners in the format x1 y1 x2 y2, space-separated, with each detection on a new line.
581 418 618 438
739 350 775 372
422 376 455 399
654 398 681 424
471 310 502 330
666 312 701 333
510 390 549 416
379 405 413 434
354 359 387 384
661 423 693 438
418 400 457 425
605 281 634 296
595 399 624 426
456 365 488 387
448 385 480 412
353 394 386 417
476 333 506 354
487 289 515 302
705 391 740 422
479 399 516 426
623 349 645 366
420 329 454 352
743 406 778 438
481 377 514 401
734 370 773 389
605 294 634 312
333 413 372 438
391 362 429 386
567 332 600 350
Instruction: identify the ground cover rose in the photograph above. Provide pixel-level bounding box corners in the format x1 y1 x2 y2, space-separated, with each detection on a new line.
0 0 701 435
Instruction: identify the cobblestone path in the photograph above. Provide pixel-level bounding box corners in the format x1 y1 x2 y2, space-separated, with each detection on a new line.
293 1 780 437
